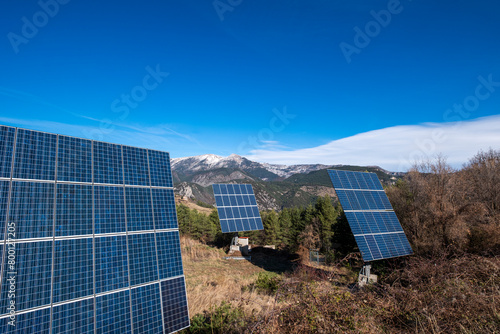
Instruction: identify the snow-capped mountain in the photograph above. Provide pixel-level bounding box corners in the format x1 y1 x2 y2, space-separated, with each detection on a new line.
171 154 333 180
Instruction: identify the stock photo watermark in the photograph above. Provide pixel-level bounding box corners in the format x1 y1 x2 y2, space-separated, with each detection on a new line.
82 64 169 141
237 106 296 154
400 73 500 169
5 222 17 327
339 0 412 64
7 0 71 54
213 0 243 21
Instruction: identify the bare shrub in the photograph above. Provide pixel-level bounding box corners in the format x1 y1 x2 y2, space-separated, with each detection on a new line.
387 152 500 256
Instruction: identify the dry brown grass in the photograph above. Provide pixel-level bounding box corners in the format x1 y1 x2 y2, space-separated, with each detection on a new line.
180 236 276 317
176 197 213 215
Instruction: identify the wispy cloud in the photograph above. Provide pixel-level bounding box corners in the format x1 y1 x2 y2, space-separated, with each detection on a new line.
0 117 200 153
258 140 290 150
246 115 500 171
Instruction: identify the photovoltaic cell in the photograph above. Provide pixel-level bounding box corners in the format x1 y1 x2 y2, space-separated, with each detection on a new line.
161 277 190 333
213 183 264 233
156 231 184 280
55 183 93 236
96 289 132 334
131 283 164 334
57 135 92 183
13 129 57 181
52 298 94 333
0 125 15 178
94 236 129 294
52 238 93 303
328 169 412 262
0 126 189 333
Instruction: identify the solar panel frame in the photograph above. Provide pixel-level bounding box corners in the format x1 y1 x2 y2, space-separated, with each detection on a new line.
0 125 189 333
213 183 264 233
328 169 412 262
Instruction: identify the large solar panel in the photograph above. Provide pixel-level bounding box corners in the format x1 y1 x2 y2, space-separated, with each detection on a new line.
328 169 412 262
0 125 189 333
213 183 264 233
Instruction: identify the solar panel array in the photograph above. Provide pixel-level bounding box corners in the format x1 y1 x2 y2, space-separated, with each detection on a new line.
213 184 264 233
0 125 189 333
328 169 412 262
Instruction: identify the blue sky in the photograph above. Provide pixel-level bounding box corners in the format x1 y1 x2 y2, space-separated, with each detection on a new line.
1 0 499 171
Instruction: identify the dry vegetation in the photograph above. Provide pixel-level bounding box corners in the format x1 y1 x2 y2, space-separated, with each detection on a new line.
176 196 214 215
180 236 275 317
253 255 499 333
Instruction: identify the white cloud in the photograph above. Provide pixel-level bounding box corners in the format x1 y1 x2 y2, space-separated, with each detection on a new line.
245 115 500 172
0 117 199 153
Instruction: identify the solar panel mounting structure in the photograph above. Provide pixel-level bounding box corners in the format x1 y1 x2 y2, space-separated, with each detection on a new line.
327 169 412 284
212 184 263 259
0 125 190 333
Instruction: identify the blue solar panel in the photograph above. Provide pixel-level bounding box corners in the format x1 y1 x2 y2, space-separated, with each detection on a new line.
57 135 92 183
128 233 158 285
13 129 57 180
156 231 184 279
123 145 150 186
213 183 264 233
55 183 93 236
328 169 412 262
52 238 93 303
94 185 126 234
148 150 173 187
328 169 383 190
0 126 15 178
152 188 178 230
126 187 154 231
9 181 54 239
93 141 123 185
94 236 129 293
96 289 132 333
0 126 189 333
132 283 164 333
52 298 94 333
0 241 52 311
161 277 190 333
335 190 392 211
0 307 50 334
0 181 9 241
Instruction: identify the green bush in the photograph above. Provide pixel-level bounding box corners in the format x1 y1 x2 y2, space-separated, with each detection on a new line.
184 302 246 334
254 272 281 294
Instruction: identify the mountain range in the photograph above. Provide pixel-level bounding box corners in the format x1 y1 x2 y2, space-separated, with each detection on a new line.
171 154 402 210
